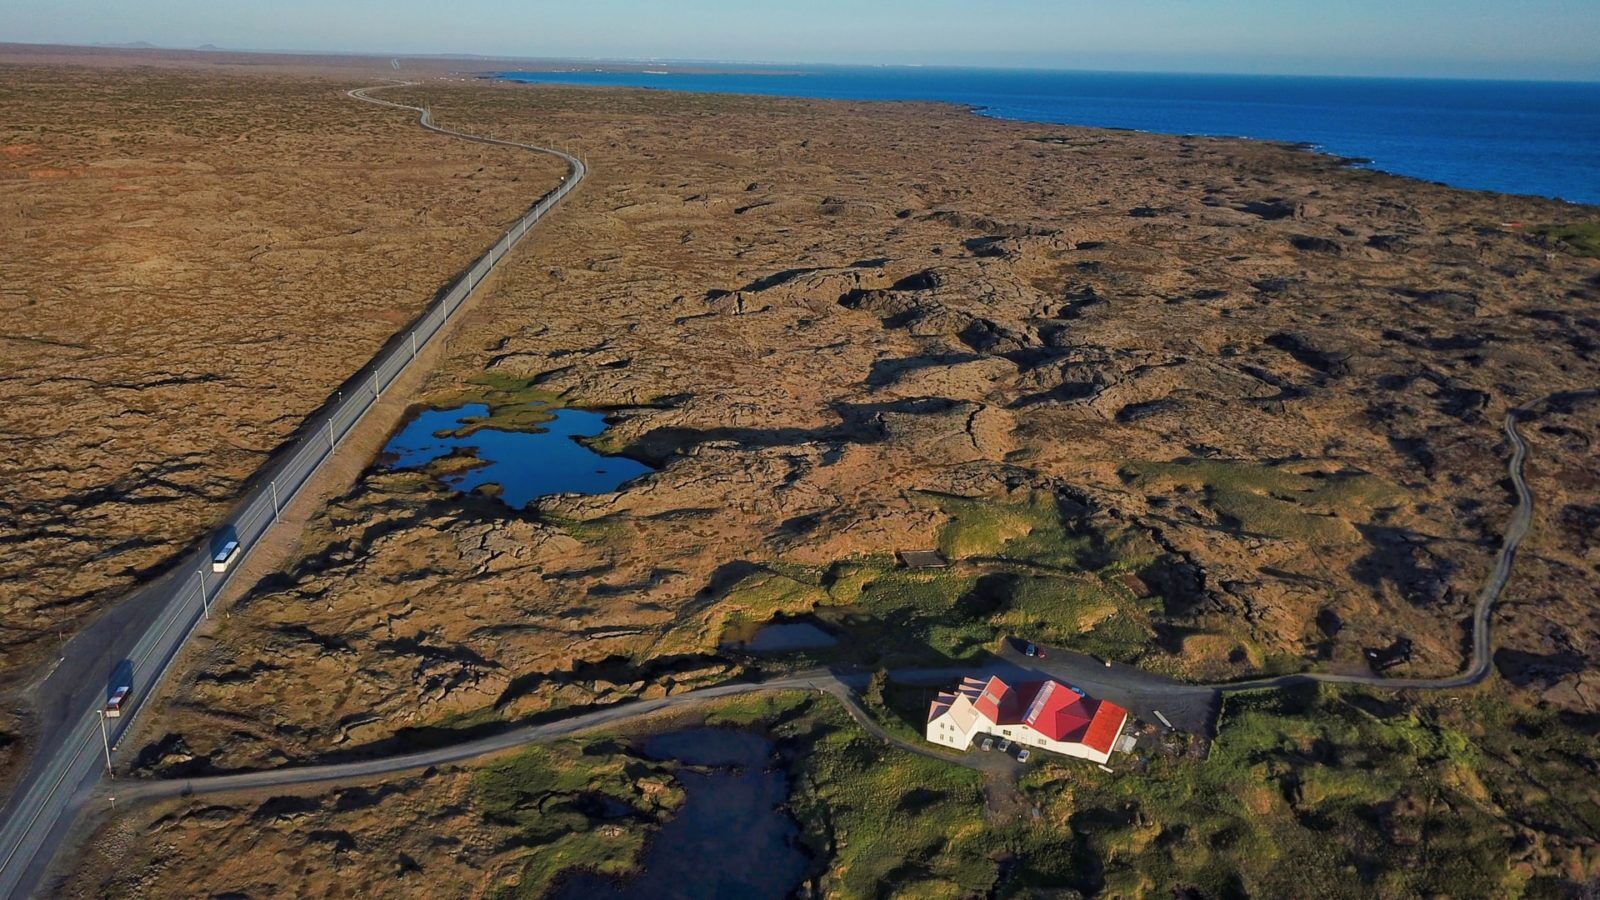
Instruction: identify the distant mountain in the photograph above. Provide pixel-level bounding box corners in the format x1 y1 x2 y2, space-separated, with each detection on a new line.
196 44 223 51
92 41 158 49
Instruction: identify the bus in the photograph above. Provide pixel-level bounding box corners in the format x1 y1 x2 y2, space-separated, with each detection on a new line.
105 685 130 718
211 539 241 573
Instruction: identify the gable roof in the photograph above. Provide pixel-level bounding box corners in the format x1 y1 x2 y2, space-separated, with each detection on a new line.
1081 698 1130 754
973 675 1025 724
1022 679 1095 742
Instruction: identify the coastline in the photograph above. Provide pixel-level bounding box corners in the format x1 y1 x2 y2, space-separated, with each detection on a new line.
488 67 1600 208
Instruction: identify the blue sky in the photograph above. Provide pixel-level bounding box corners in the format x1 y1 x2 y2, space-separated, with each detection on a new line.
5 0 1598 80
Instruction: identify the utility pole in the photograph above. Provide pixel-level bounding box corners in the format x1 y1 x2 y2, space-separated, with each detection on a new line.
96 710 113 774
269 480 280 518
197 568 210 619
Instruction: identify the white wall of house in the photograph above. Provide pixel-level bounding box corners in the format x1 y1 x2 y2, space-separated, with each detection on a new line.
926 709 978 750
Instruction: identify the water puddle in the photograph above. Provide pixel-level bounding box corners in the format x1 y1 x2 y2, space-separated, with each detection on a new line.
553 729 811 899
381 403 652 508
727 620 839 653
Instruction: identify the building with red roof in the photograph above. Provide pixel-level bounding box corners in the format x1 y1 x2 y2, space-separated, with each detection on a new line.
925 674 1130 764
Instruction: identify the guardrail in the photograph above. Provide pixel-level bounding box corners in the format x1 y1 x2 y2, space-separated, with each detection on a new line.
115 88 584 747
0 83 584 899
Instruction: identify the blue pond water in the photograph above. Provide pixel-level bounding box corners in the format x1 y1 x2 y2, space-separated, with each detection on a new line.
381 403 652 508
553 729 811 899
497 67 1600 205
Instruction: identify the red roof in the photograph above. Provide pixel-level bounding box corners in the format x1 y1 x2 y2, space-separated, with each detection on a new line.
973 675 1025 724
965 675 1128 754
1022 680 1095 742
1081 699 1129 754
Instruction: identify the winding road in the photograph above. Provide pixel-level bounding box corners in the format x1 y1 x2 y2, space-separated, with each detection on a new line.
96 405 1554 810
1215 407 1532 693
14 324 1561 896
0 83 584 899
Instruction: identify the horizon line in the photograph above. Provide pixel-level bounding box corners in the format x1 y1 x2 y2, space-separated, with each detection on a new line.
7 40 1598 86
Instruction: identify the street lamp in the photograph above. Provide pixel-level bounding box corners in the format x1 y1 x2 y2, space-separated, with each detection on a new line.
96 709 113 774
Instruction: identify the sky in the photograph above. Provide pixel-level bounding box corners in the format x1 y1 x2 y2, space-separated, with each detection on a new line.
4 0 1598 81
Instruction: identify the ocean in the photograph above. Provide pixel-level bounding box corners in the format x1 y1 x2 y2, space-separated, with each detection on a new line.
496 67 1600 206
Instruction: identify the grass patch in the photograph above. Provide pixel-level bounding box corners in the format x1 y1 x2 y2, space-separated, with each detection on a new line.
471 678 1599 898
1122 459 1405 545
1015 685 1596 898
1529 221 1600 258
716 498 1167 666
474 738 684 898
439 372 565 436
923 491 1148 569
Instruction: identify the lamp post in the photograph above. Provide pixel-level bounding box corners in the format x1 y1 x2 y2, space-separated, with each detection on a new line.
96 710 113 774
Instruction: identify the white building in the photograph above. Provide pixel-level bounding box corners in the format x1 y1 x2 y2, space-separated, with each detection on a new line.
926 674 1130 764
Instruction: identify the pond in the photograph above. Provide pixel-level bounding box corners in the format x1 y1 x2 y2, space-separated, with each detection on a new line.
728 621 839 653
553 729 811 899
381 403 652 508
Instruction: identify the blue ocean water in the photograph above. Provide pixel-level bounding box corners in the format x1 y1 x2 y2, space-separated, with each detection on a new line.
382 403 652 508
497 67 1600 206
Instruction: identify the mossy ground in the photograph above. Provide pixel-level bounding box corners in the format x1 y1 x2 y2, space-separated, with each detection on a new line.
1121 459 1405 545
473 737 684 899
437 372 565 436
474 683 1600 899
714 493 1169 666
1530 221 1600 258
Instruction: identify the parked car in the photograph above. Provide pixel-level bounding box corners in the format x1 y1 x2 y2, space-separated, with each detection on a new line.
1016 748 1031 763
980 737 994 752
998 739 1012 752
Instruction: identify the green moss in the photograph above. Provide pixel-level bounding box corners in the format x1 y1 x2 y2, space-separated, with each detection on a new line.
1009 686 1581 898
438 372 565 436
474 738 685 899
1122 459 1405 545
1529 221 1600 258
717 498 1167 666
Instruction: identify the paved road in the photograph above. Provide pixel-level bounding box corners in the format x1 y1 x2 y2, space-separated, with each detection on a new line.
0 83 584 900
111 671 862 803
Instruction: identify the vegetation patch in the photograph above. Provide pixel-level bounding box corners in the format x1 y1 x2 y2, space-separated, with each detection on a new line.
1529 221 1600 258
471 682 1600 899
439 372 565 436
1019 686 1599 898
474 738 684 898
711 496 1169 666
1121 459 1405 544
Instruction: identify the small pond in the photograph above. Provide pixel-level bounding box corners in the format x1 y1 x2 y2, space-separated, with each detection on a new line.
728 621 839 653
381 403 652 508
553 728 811 899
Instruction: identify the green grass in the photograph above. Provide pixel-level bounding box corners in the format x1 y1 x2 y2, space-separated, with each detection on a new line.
715 497 1166 666
1122 459 1405 545
923 491 1148 570
1529 221 1600 258
474 738 684 899
438 372 565 436
467 672 1599 899
1013 686 1595 898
